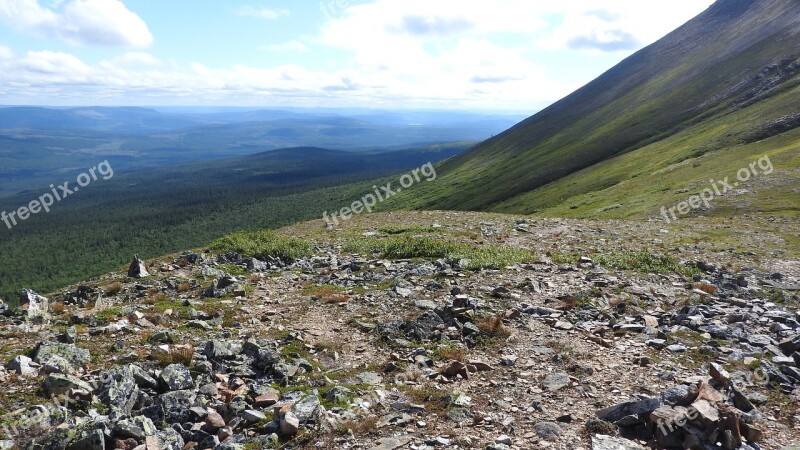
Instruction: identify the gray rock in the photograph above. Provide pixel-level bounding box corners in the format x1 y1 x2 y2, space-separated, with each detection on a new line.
357 372 382 386
20 289 48 321
128 254 149 278
326 386 351 404
68 428 105 450
242 410 267 422
280 411 300 436
596 396 661 422
98 365 140 419
666 344 687 352
114 416 157 440
43 374 92 396
157 428 185 450
159 364 194 391
747 334 773 347
7 355 37 377
533 422 562 440
33 342 90 372
159 390 197 424
292 394 322 424
660 385 695 406
542 372 570 392
591 434 646 450
405 311 444 341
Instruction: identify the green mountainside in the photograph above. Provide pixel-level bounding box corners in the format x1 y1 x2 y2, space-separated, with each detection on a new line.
388 0 800 219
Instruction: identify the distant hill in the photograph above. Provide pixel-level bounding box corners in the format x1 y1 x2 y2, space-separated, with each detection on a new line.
0 107 523 195
394 0 800 219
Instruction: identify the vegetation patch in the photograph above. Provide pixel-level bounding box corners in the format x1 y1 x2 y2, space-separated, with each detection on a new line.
593 251 698 276
210 230 311 262
345 235 535 270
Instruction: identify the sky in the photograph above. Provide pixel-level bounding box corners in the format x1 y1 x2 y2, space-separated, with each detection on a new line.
0 0 715 111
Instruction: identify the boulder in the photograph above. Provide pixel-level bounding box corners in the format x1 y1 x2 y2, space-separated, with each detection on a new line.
127 254 149 278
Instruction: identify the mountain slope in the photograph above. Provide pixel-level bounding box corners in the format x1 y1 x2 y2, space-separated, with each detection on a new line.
392 0 800 218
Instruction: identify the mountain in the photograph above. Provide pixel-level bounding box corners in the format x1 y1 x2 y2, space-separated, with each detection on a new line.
393 0 800 219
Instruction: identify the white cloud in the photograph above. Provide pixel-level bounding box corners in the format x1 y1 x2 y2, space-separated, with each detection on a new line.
538 1 715 52
106 51 161 67
235 5 290 20
260 40 309 53
0 44 14 60
0 1 717 108
0 0 153 48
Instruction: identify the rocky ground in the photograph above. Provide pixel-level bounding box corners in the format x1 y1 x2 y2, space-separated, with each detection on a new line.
0 211 799 450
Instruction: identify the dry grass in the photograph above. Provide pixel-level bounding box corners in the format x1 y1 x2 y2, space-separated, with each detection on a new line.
435 346 466 362
475 315 511 338
49 302 66 315
694 283 718 295
105 282 124 296
307 286 350 304
152 344 194 367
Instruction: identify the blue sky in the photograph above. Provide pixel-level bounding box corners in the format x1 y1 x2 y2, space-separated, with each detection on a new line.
0 0 714 111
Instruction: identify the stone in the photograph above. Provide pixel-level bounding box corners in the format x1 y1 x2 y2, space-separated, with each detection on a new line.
158 364 193 391
591 435 646 450
255 392 280 407
159 390 197 424
205 411 226 430
646 339 667 350
128 254 149 278
242 410 267 422
666 344 687 352
709 363 731 384
33 342 90 371
279 411 300 436
7 355 37 377
43 374 92 396
542 372 570 392
747 334 772 347
660 385 696 406
20 289 49 321
691 399 719 424
442 360 469 379
115 416 157 441
98 365 141 419
468 360 493 372
596 396 661 422
533 422 562 440
500 355 517 366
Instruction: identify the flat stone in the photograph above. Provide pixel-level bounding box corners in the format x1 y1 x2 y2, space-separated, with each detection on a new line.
747 334 773 347
591 434 646 450
368 435 413 450
532 422 562 440
542 372 570 392
242 410 267 422
43 373 92 396
597 396 661 422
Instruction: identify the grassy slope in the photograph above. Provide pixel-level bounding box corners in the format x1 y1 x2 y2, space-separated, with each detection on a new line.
384 0 800 218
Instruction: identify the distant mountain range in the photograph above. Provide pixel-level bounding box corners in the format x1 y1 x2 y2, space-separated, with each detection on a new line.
0 106 523 195
394 0 800 219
